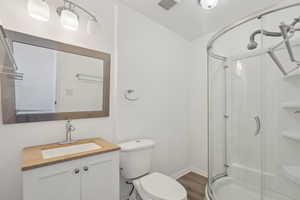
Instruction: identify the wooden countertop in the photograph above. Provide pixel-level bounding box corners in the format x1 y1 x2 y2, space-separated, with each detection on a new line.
21 138 120 171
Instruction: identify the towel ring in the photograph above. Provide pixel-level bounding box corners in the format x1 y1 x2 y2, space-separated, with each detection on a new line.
124 90 139 102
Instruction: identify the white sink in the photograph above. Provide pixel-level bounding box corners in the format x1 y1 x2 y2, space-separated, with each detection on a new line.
42 143 102 159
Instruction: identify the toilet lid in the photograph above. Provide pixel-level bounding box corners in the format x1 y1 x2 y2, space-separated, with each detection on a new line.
140 173 187 200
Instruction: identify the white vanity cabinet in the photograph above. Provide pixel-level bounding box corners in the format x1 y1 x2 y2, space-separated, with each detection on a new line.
22 151 119 200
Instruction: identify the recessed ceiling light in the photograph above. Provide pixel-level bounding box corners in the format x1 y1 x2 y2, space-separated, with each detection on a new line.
199 0 219 10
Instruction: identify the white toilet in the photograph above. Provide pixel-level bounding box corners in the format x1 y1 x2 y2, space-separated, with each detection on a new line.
119 139 187 200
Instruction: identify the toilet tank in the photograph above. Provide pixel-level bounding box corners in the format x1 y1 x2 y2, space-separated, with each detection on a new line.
119 139 155 179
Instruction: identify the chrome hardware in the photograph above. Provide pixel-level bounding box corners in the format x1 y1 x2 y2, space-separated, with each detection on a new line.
75 73 102 82
74 168 80 175
0 25 24 80
254 116 261 136
60 120 77 144
83 166 89 172
56 0 98 23
124 89 139 102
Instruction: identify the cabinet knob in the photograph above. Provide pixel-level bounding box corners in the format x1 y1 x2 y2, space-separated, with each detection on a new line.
83 166 89 172
74 168 80 175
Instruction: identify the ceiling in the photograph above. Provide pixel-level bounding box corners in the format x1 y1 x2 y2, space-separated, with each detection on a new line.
119 0 283 40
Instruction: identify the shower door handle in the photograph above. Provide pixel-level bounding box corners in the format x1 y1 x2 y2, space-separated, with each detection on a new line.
254 116 261 136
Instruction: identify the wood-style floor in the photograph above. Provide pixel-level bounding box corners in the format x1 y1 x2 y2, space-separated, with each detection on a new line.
177 172 208 200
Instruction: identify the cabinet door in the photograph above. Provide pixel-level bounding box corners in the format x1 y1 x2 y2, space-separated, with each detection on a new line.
81 152 119 200
23 159 81 200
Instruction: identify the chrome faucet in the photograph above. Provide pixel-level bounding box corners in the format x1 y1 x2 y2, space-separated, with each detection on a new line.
61 120 76 144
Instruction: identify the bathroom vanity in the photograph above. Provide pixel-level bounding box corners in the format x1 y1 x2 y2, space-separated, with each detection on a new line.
21 138 120 200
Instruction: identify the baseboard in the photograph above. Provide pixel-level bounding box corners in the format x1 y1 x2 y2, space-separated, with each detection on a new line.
171 166 208 179
190 166 208 177
171 167 192 179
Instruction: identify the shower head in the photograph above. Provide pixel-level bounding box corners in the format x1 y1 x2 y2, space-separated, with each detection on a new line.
247 30 282 50
247 40 258 50
247 30 261 50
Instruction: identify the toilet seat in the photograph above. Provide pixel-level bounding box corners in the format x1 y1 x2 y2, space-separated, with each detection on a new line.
135 172 187 200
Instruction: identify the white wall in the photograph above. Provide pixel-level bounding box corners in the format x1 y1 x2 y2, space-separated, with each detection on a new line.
116 4 192 198
117 3 191 175
188 33 212 176
0 1 192 200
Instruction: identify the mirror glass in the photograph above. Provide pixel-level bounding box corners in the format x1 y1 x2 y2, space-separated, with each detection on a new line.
1 29 110 124
13 42 104 114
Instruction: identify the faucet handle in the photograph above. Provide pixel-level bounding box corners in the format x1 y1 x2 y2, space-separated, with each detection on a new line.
66 120 75 130
66 119 72 125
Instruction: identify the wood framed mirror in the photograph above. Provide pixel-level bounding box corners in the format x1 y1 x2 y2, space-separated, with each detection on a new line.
1 29 110 124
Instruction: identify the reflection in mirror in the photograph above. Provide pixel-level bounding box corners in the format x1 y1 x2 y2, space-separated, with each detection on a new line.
13 42 104 114
1 29 110 124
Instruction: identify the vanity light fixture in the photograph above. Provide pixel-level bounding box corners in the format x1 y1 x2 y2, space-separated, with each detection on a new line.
57 1 79 31
199 0 219 10
58 7 79 31
28 0 99 33
27 0 50 21
57 0 98 32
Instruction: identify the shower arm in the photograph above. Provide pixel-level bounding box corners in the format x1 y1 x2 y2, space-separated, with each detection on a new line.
247 29 282 50
248 17 300 50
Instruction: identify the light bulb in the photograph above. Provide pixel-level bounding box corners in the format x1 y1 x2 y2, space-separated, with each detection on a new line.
200 0 219 10
87 19 98 35
60 9 79 31
28 0 50 21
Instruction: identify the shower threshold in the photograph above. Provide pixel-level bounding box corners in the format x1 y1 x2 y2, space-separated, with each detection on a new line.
206 177 293 200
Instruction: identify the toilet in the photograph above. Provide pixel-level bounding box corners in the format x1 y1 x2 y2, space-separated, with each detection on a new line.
119 139 187 200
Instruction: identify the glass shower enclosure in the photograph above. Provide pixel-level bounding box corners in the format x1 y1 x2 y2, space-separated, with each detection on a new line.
206 1 300 200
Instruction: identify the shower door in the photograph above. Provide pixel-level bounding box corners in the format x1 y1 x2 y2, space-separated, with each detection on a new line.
208 52 264 200
228 57 263 194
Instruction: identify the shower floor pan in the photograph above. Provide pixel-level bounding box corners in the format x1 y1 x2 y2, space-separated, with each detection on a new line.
210 177 293 200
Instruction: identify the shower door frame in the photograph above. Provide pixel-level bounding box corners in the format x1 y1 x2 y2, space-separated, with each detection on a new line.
206 51 228 200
